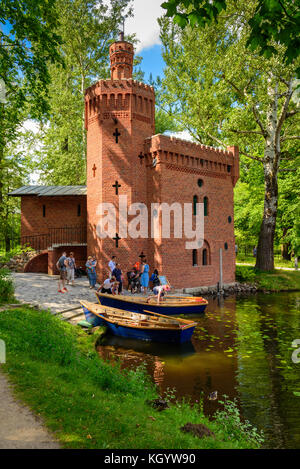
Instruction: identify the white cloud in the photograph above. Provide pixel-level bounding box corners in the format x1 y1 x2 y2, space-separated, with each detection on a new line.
125 0 164 52
167 130 195 142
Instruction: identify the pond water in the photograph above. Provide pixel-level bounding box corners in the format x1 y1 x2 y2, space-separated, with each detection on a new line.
96 292 300 449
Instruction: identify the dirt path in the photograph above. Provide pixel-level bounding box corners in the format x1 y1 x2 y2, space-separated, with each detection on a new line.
0 371 60 449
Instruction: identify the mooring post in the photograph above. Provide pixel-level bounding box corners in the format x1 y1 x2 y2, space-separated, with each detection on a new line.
219 248 223 291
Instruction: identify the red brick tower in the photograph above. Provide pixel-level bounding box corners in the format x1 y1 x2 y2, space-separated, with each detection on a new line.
85 37 155 280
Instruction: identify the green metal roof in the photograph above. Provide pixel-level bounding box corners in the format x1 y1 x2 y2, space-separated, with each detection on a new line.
8 185 87 197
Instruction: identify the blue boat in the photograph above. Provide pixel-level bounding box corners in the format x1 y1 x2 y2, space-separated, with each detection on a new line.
95 292 208 316
80 300 197 344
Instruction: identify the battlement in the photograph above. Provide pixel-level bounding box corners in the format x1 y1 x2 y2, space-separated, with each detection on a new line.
144 134 239 185
85 79 154 98
85 79 155 130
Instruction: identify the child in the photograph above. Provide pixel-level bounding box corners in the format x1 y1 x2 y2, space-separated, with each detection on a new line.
148 284 171 304
150 269 160 289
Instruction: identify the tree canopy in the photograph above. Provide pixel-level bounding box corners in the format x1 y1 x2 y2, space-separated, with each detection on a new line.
161 0 300 77
159 0 300 269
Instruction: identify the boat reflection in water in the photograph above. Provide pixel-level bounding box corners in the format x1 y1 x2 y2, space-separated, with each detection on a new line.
96 335 196 388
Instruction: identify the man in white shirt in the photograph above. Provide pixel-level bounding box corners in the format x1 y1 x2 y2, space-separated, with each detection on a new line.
108 256 116 278
97 276 116 295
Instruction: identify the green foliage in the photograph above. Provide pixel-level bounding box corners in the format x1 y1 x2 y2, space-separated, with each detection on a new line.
0 0 62 114
214 395 264 447
0 268 14 303
236 265 256 282
0 0 63 249
155 108 180 134
0 245 34 263
161 0 300 77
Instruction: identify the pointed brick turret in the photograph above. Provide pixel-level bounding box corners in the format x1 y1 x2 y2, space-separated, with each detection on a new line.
109 33 134 80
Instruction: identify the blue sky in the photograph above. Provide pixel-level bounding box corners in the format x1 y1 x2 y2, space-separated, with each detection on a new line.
139 45 165 82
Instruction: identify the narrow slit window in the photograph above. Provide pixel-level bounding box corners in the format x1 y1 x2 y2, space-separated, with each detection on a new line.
202 249 207 266
192 249 198 266
43 205 46 217
193 195 198 216
77 204 81 217
204 196 208 216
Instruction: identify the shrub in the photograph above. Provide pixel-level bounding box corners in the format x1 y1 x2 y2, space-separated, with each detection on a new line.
235 265 256 282
214 396 264 447
0 245 35 263
0 268 14 303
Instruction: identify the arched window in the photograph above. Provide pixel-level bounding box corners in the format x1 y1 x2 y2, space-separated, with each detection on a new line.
202 249 208 266
193 195 198 216
197 178 203 187
192 249 198 266
204 196 208 216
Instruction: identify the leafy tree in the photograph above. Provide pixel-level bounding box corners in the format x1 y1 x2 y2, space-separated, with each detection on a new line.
161 0 300 77
148 74 180 134
159 0 300 270
0 0 62 248
34 0 133 184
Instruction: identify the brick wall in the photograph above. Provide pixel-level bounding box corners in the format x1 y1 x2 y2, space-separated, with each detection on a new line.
21 195 87 238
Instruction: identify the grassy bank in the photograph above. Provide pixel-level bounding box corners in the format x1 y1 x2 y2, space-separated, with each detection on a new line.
236 253 295 269
0 306 263 449
236 265 300 292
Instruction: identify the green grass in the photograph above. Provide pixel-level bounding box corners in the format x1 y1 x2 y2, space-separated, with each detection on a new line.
236 265 300 292
0 306 262 449
236 254 295 269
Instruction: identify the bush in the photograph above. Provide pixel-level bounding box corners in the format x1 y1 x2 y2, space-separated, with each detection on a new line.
235 265 256 282
0 268 14 303
214 396 264 447
0 245 34 263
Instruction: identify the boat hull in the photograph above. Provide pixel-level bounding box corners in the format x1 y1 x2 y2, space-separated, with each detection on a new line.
95 292 207 315
81 306 196 343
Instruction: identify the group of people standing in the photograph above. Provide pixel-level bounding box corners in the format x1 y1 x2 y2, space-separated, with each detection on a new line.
56 252 168 300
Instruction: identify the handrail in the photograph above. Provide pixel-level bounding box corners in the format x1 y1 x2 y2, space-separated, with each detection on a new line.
20 225 86 251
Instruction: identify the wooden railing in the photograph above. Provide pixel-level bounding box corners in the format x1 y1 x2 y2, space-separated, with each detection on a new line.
20 225 87 251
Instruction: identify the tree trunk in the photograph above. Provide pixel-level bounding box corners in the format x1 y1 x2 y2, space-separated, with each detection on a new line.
255 166 278 270
255 80 279 271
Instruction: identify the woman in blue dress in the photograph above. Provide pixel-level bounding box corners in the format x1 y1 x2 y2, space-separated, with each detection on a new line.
140 260 149 294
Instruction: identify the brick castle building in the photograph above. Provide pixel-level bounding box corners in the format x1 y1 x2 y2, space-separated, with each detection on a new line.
10 36 239 290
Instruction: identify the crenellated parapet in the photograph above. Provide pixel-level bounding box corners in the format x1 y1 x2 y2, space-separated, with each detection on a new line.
84 79 155 131
143 134 239 186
